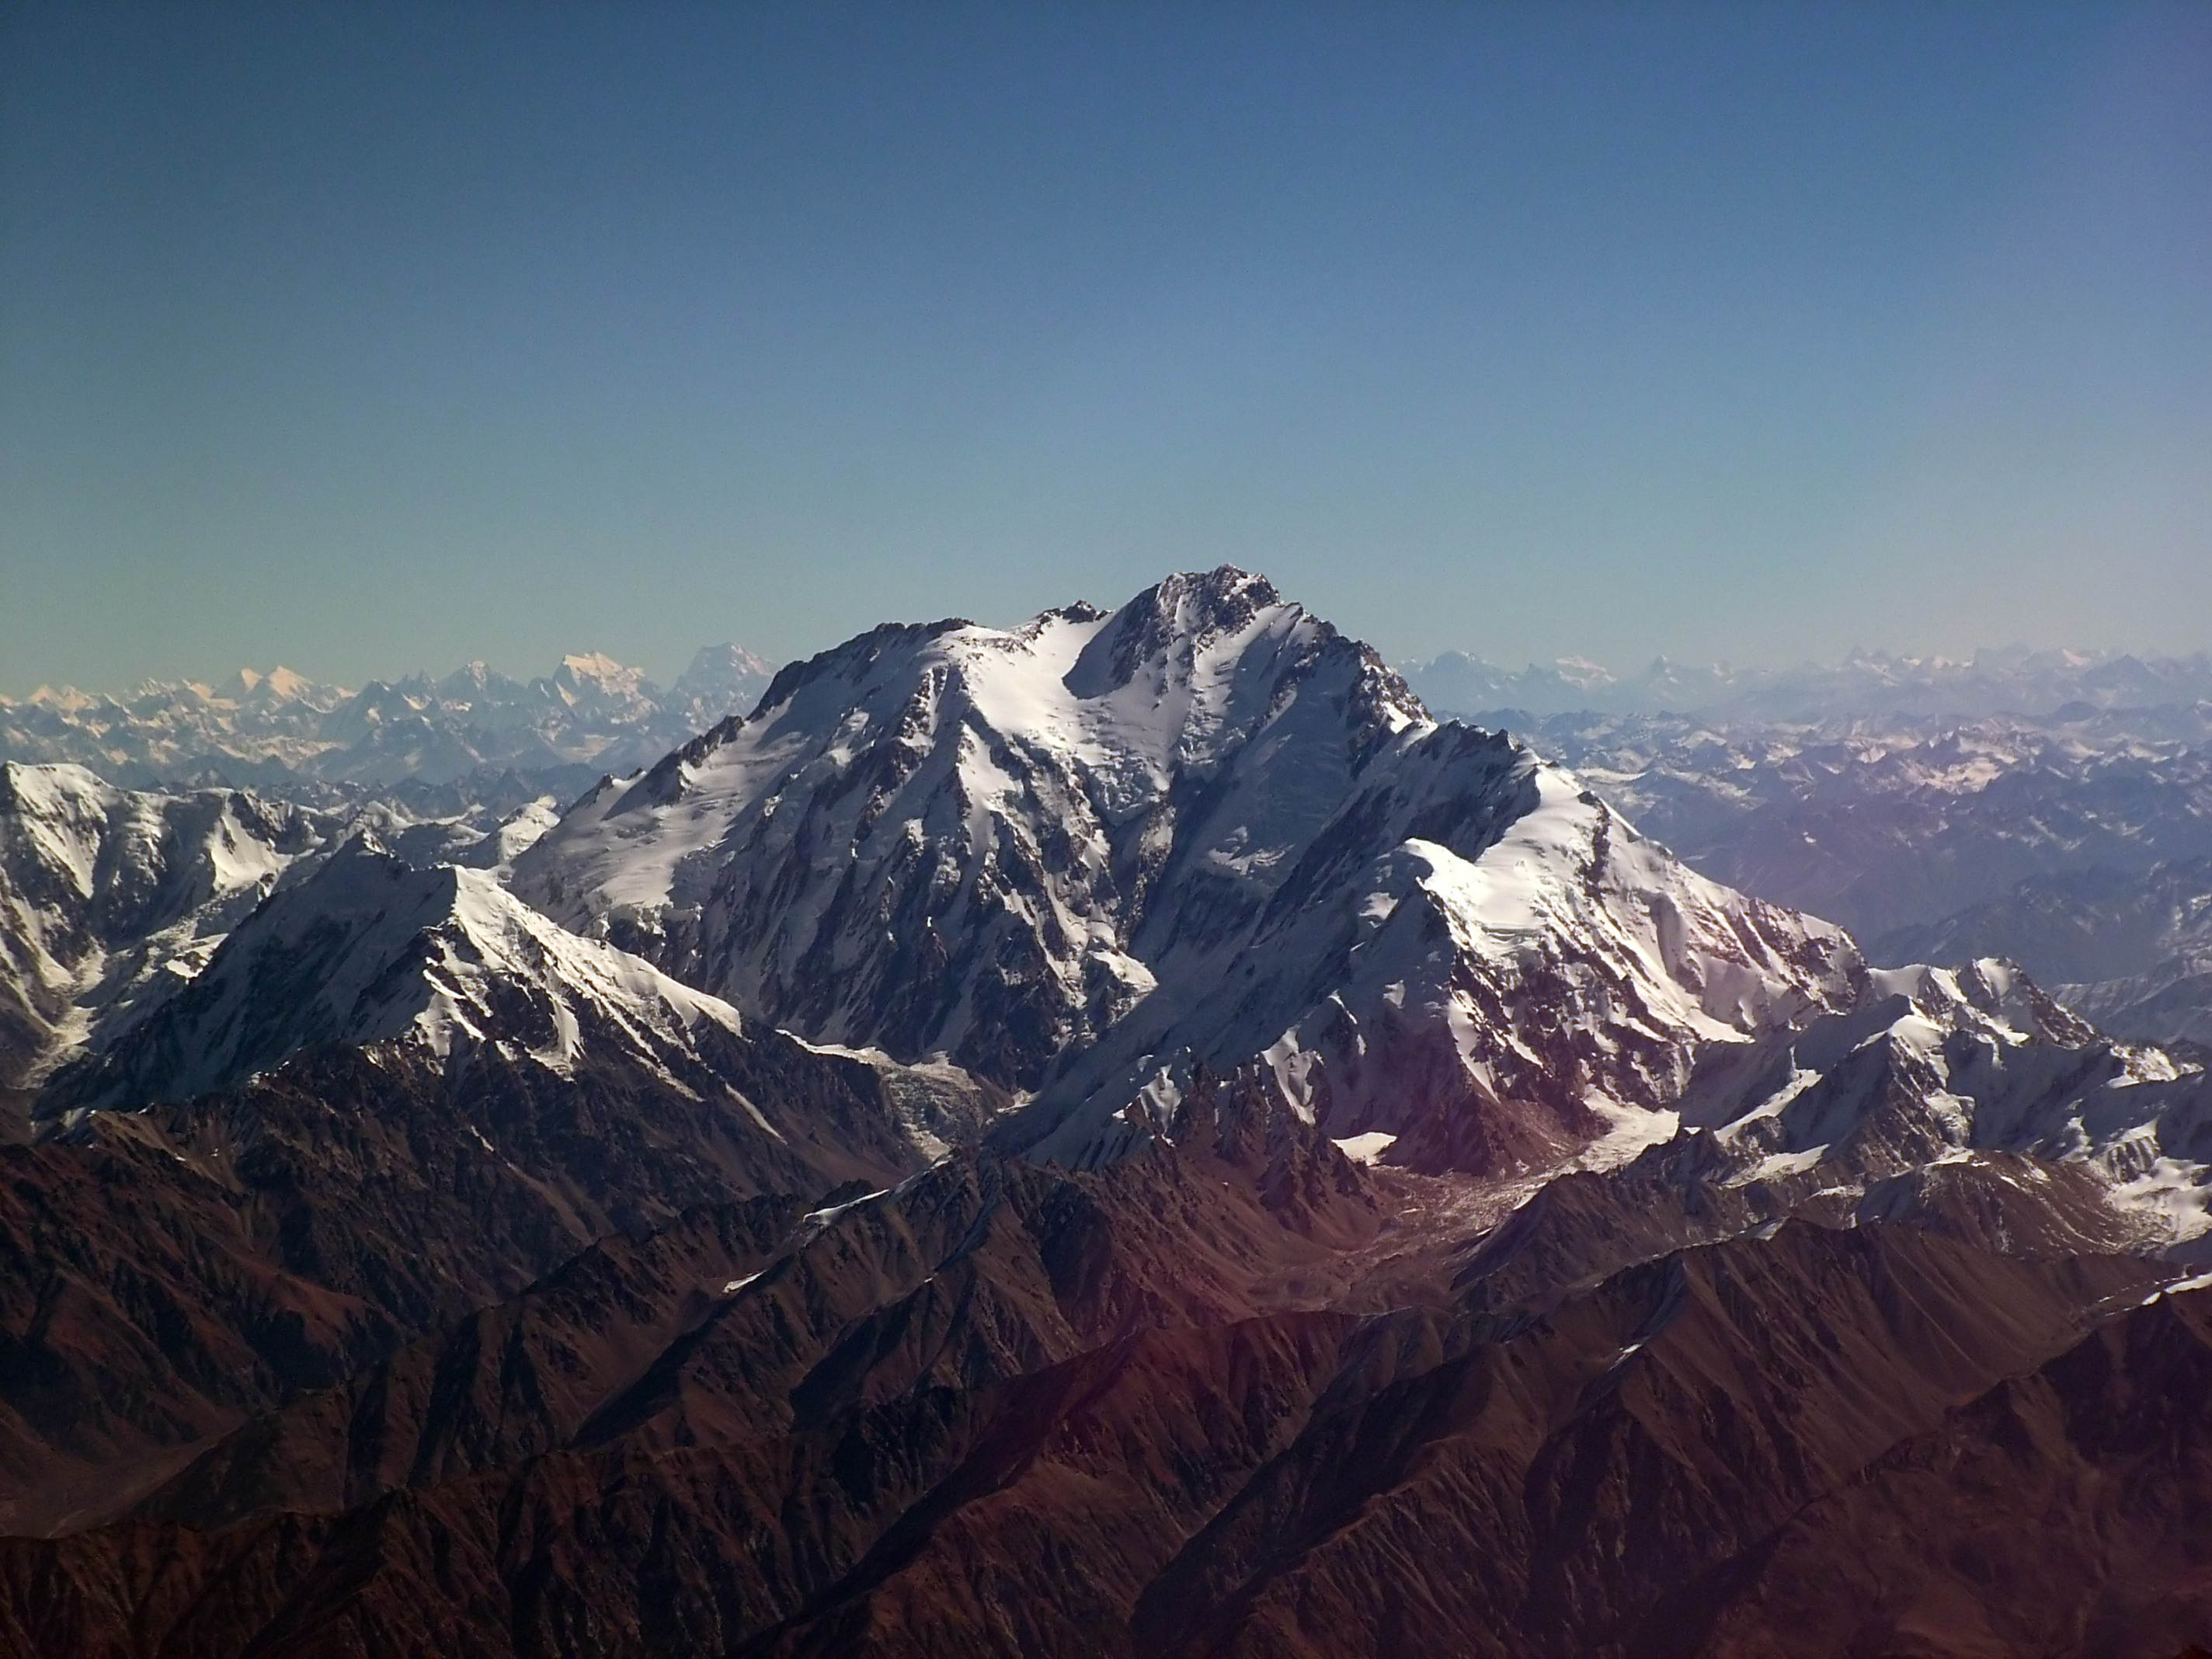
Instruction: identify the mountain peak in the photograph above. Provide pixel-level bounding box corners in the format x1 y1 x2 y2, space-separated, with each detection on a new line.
1149 564 1282 627
516 570 1855 1173
558 651 633 684
1069 567 1286 685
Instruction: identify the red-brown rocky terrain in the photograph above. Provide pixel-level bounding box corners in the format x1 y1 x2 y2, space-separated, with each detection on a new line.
0 1126 2203 1658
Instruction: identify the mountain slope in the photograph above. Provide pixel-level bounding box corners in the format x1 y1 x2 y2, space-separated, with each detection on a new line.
40 836 748 1115
516 569 1861 1177
39 836 996 1177
0 1202 2169 1657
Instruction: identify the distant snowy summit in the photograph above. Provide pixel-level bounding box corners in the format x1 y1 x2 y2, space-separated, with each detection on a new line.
1406 642 2212 722
0 642 778 789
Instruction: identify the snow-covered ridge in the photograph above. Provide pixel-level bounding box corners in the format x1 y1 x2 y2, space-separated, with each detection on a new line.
0 763 328 1090
517 567 1863 1175
1627 954 2212 1244
0 762 562 1094
34 827 1003 1189
40 836 752 1115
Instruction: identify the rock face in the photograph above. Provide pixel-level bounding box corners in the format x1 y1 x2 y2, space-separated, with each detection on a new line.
517 569 1862 1176
1676 1284 2212 1657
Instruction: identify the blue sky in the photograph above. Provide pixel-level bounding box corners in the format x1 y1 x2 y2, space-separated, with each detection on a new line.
2 2 2207 692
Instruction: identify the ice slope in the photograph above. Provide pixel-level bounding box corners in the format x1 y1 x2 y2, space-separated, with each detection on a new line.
517 569 1862 1174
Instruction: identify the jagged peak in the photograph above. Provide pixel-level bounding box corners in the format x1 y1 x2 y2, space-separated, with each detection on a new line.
1149 565 1283 626
1068 567 1287 688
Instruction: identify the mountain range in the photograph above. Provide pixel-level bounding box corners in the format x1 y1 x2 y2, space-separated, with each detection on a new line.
1405 642 2212 723
0 643 774 791
4 569 2211 1655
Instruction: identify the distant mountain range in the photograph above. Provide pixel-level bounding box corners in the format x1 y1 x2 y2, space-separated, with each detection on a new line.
0 642 775 790
1876 854 2212 1051
1405 642 2212 722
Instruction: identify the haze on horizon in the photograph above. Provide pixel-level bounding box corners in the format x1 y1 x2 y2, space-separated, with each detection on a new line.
3 2 2207 695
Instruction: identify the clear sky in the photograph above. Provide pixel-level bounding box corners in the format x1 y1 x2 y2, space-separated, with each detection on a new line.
3 2 2207 694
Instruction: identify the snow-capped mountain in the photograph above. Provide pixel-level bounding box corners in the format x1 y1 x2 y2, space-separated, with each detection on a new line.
0 673 351 780
288 645 779 786
1429 952 2212 1322
39 837 746 1113
517 569 1862 1176
1663 958 2212 1231
19 570 2212 1648
0 644 776 791
663 642 781 733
